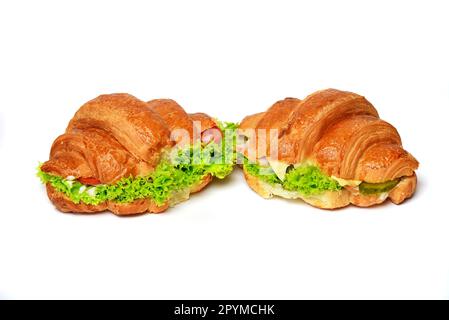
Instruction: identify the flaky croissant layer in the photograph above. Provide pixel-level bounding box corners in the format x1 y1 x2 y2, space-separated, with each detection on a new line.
239 89 419 209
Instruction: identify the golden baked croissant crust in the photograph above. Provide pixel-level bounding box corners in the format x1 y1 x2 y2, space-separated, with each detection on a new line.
39 93 231 215
239 89 419 209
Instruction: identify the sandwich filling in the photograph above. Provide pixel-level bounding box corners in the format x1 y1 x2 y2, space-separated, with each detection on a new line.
243 159 400 197
38 121 238 207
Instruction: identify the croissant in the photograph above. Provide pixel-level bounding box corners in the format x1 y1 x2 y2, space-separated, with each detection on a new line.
38 93 235 215
238 89 419 209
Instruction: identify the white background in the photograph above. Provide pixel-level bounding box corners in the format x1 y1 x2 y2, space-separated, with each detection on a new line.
0 0 448 299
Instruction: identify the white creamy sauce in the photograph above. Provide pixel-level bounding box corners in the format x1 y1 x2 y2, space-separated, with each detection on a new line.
87 187 97 197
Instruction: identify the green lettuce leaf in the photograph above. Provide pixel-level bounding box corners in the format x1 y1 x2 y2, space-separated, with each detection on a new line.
283 165 342 196
243 160 342 196
243 162 282 185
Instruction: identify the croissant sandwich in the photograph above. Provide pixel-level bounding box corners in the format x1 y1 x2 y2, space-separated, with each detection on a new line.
38 94 237 215
238 89 419 209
